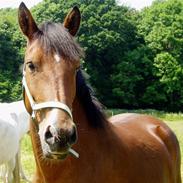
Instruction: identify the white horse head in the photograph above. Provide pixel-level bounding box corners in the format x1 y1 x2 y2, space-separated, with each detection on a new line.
9 101 29 139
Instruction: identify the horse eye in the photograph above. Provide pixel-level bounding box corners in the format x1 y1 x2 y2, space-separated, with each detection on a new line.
27 62 36 72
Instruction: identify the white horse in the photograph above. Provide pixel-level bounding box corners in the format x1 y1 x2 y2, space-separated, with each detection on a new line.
0 101 30 183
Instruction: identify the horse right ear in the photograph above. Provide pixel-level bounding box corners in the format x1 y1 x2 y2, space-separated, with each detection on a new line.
63 6 81 36
18 2 39 40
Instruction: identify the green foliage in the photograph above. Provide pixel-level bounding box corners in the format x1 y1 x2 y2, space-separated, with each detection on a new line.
0 10 23 101
137 0 183 110
0 0 182 111
111 45 153 107
31 0 138 107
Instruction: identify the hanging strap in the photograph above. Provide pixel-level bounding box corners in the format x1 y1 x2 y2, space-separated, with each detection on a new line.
22 76 73 119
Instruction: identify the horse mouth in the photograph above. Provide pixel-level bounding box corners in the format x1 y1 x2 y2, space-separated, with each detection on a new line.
46 148 79 160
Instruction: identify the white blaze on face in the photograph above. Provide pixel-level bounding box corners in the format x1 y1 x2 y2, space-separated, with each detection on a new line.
38 109 60 153
46 109 60 125
54 54 61 63
39 109 59 134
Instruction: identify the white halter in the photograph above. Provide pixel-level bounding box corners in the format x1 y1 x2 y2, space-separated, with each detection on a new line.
22 72 79 159
22 72 73 119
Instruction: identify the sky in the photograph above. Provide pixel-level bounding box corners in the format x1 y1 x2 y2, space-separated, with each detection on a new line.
0 0 154 10
0 0 43 9
117 0 153 10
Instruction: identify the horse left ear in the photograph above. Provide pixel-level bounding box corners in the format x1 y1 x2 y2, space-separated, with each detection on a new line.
63 6 81 36
18 2 39 40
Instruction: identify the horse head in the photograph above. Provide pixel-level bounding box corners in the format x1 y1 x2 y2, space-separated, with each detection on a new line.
18 2 83 159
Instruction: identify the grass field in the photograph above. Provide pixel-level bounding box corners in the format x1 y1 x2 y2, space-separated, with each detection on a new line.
20 110 183 182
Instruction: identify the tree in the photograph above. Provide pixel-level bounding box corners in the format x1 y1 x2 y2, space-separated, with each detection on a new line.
0 0 182 111
0 8 23 101
31 0 138 107
137 0 183 110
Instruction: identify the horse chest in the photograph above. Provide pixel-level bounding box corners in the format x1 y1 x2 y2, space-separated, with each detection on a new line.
35 151 128 183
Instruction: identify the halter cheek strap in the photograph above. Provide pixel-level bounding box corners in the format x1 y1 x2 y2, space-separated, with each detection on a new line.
22 72 79 159
22 74 73 119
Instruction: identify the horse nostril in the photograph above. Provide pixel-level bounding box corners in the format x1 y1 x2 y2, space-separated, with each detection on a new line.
44 124 77 148
44 126 54 145
68 126 77 145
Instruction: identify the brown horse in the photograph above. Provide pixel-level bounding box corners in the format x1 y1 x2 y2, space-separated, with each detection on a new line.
18 2 181 183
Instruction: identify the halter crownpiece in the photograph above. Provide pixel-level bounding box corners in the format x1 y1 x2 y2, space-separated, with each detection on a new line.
22 72 73 119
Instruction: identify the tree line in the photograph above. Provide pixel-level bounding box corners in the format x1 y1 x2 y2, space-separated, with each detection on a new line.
0 0 182 111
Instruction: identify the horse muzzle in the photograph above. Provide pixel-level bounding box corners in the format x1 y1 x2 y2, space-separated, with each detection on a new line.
44 123 78 159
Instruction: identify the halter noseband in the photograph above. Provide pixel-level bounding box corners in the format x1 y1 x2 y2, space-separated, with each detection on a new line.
22 72 73 120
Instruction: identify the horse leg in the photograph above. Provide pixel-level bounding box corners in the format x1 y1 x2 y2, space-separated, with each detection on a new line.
0 165 7 183
12 153 20 183
0 165 3 181
6 159 15 183
6 155 20 183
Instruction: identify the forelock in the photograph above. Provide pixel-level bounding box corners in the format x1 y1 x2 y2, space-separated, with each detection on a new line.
37 22 84 61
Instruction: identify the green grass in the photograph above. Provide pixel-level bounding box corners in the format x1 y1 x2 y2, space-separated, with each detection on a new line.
107 109 183 121
166 121 183 178
20 135 35 182
20 110 183 182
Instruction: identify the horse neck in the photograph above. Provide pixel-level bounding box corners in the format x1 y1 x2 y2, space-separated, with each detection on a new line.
72 98 108 136
30 97 109 157
15 111 29 139
9 101 29 139
30 97 111 181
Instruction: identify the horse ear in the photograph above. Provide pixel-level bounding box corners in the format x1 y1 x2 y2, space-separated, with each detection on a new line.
63 6 81 36
18 2 39 40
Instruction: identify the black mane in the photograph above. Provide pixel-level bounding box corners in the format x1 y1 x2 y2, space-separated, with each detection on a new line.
76 70 107 128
